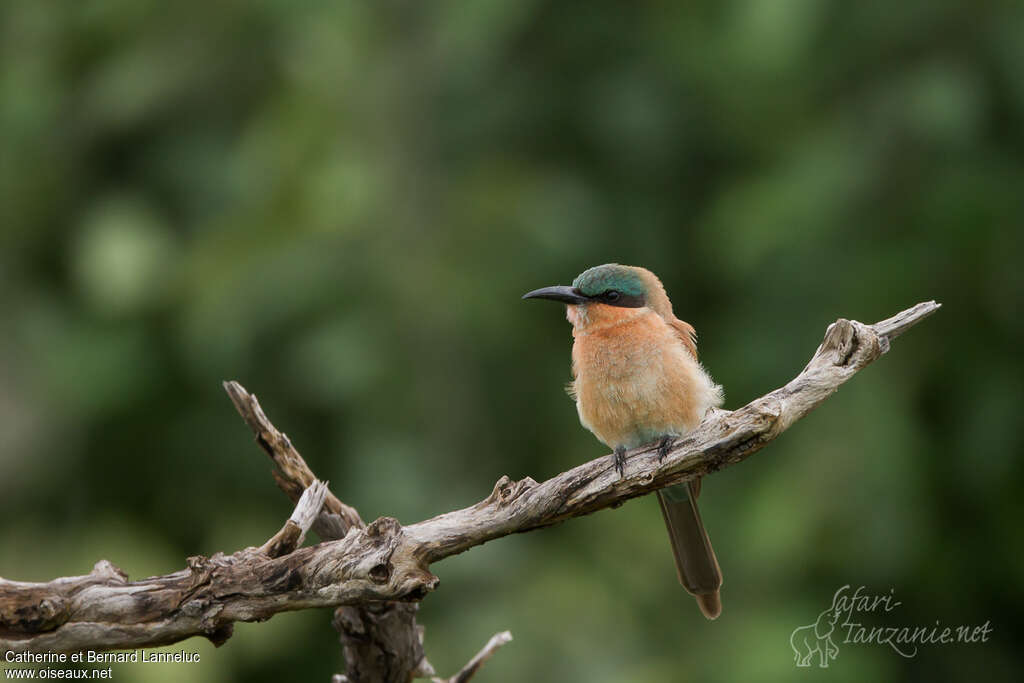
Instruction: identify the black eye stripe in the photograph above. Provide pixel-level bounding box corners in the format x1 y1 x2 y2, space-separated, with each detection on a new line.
595 291 644 308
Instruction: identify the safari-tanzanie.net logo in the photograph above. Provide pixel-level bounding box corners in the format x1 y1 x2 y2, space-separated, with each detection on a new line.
789 585 992 668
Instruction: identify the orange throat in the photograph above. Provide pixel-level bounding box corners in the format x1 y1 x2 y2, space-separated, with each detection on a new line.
566 302 648 334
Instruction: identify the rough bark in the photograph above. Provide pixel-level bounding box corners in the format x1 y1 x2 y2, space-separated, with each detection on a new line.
223 381 435 683
0 301 939 678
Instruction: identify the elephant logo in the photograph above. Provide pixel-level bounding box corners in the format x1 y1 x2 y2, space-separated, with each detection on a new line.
790 605 841 667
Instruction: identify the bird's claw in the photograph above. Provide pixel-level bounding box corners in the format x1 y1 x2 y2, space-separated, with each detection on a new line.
657 436 674 462
612 447 627 477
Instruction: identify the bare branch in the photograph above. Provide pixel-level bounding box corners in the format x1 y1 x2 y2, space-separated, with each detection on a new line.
223 383 432 683
0 482 401 654
223 381 364 538
871 299 940 342
433 631 513 683
402 301 941 563
261 480 328 558
1 302 938 664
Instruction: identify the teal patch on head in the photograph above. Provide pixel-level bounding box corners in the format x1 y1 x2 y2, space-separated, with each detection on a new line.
572 264 646 297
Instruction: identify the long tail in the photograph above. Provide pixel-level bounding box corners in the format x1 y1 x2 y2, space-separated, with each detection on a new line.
656 478 723 619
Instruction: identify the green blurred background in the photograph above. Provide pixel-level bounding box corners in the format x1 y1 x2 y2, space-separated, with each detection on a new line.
1 0 1021 681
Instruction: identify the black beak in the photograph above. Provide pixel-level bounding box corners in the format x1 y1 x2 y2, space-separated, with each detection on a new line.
521 285 589 305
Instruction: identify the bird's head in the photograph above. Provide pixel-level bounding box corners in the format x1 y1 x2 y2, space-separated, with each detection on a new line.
523 263 672 327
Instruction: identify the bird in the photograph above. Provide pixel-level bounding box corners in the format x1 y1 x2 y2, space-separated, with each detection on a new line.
523 263 725 619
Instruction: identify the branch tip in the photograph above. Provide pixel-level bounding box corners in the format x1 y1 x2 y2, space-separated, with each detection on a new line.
433 630 513 683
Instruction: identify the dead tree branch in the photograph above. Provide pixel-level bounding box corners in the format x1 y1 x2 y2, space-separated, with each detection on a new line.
432 631 513 683
0 480 330 653
0 301 939 677
223 381 437 683
223 382 364 539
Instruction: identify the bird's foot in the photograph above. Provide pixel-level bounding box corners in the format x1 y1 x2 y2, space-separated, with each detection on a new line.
657 435 675 462
612 446 627 477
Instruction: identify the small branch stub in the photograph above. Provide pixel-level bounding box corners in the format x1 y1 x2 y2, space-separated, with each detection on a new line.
261 480 329 558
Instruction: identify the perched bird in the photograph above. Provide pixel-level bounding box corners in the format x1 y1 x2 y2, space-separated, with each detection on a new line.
523 264 725 619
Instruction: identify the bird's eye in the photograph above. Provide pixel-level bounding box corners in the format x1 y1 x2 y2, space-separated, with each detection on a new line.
604 290 620 301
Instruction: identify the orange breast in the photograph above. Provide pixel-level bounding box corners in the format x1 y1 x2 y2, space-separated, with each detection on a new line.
570 308 718 449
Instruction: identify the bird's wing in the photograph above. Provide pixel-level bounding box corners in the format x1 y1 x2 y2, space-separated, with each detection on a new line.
668 318 699 360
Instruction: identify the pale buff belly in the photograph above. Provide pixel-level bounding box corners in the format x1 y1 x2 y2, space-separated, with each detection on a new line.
571 319 713 450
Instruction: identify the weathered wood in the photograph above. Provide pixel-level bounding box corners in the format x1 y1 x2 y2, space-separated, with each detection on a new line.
0 480 341 653
223 381 364 539
431 631 513 683
223 381 434 683
0 301 939 673
261 481 328 558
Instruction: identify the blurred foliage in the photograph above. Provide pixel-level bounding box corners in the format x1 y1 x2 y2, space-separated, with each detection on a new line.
1 0 1022 681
